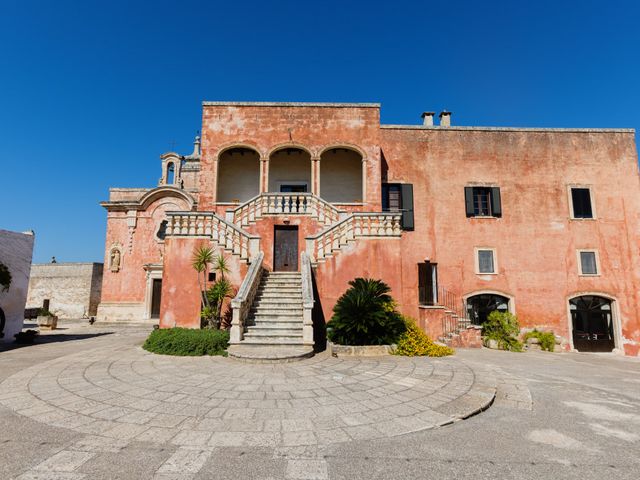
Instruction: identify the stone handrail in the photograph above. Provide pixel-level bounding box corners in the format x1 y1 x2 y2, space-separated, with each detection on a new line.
305 212 402 262
227 193 342 227
300 251 315 346
165 211 260 261
229 251 264 344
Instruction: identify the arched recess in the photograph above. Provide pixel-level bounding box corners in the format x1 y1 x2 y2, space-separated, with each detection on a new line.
268 147 312 193
464 290 515 325
217 147 261 203
567 293 620 353
139 187 196 211
166 162 175 185
319 147 363 203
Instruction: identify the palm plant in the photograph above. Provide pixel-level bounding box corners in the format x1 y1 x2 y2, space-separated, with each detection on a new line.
206 277 234 329
327 278 406 346
192 245 214 312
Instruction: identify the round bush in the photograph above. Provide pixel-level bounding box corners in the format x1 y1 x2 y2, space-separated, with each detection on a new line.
143 328 229 356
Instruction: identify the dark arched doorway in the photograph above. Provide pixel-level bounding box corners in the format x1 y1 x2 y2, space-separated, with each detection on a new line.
466 294 510 325
569 296 615 352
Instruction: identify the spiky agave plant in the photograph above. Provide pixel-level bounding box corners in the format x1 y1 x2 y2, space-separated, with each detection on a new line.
327 278 406 346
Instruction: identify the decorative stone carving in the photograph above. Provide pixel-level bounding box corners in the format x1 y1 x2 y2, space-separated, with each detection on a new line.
109 245 122 272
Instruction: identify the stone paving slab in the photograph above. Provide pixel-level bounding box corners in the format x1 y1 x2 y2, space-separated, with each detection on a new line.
0 345 496 450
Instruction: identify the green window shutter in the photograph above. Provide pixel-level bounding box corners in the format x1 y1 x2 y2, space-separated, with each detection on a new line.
464 187 474 217
400 184 414 230
491 187 502 217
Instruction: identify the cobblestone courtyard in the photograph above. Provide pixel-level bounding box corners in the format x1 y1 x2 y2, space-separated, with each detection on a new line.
0 325 638 479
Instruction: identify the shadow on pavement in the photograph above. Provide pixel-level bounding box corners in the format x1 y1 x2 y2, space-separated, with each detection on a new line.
0 332 114 353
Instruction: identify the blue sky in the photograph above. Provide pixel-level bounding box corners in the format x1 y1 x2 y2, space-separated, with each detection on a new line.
1 0 639 263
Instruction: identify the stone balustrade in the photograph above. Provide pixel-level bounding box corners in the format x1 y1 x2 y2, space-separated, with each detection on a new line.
229 251 264 344
227 193 342 227
300 251 315 345
165 212 260 261
305 212 402 263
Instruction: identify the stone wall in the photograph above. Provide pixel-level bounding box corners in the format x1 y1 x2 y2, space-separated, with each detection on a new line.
27 263 103 318
0 230 35 341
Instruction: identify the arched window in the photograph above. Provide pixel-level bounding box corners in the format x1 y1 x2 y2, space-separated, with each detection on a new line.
217 148 261 202
319 148 363 203
167 162 175 185
466 294 510 325
569 296 614 352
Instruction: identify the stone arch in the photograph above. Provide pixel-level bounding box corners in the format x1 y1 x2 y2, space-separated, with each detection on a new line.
319 146 364 203
139 187 196 211
217 146 261 202
267 145 312 193
266 142 314 159
566 291 622 353
216 142 265 159
318 143 367 161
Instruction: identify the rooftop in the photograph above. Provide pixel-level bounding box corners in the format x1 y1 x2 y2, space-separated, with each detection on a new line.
202 101 380 108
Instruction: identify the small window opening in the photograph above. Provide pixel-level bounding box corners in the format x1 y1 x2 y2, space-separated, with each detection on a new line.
167 163 175 184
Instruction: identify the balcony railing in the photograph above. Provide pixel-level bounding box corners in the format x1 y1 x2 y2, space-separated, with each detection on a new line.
305 212 402 263
165 212 260 260
227 193 342 227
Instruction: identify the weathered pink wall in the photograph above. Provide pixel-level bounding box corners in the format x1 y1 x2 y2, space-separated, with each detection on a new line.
380 127 640 355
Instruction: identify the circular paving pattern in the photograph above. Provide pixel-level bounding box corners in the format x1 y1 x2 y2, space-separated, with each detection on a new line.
0 344 496 447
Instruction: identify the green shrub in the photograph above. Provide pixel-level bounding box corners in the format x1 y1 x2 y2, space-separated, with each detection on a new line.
523 329 556 352
483 311 523 352
143 328 229 356
327 278 406 346
394 317 454 357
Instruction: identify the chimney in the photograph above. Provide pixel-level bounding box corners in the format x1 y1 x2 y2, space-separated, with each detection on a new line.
421 111 435 126
439 110 451 127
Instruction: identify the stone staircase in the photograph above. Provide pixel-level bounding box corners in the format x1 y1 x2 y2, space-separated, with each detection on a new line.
227 271 314 361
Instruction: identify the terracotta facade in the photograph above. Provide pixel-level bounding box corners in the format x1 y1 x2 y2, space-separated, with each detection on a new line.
98 102 640 356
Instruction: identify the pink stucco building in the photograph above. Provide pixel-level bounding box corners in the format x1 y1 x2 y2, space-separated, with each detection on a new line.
98 102 640 357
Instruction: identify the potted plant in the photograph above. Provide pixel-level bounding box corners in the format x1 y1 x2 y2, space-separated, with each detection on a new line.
37 308 58 329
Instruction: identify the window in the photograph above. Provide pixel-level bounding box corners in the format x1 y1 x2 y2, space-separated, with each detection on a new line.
476 248 496 274
578 250 599 275
465 187 501 217
570 187 594 219
418 262 438 305
382 183 414 230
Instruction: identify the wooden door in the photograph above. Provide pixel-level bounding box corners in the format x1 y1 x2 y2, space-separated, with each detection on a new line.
274 226 298 271
151 279 162 319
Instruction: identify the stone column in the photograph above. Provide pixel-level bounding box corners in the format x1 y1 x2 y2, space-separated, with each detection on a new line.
311 157 320 196
260 157 269 193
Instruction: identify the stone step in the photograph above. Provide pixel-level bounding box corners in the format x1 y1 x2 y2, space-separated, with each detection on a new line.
252 304 303 311
253 301 303 309
254 293 302 301
237 337 306 345
257 286 301 292
250 307 302 318
249 320 304 329
244 330 303 338
246 326 302 334
227 345 314 363
264 273 301 278
261 281 302 287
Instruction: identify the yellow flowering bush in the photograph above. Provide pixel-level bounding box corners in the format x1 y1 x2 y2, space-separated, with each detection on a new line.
394 317 454 357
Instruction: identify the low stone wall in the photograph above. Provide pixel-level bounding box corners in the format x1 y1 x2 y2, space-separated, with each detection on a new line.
329 342 395 357
26 263 103 318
